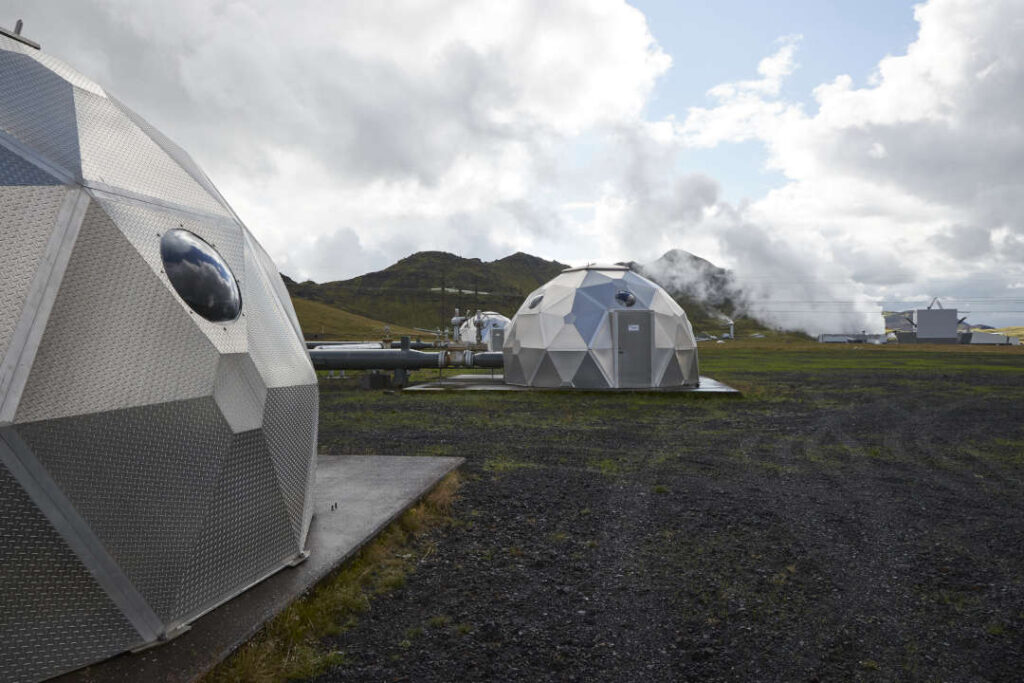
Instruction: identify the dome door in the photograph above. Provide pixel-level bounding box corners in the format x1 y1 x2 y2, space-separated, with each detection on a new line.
613 309 653 388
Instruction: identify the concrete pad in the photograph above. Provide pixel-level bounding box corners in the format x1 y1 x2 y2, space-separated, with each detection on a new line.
406 374 739 394
57 455 463 683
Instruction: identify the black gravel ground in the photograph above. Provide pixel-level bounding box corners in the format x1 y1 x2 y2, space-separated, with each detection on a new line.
308 346 1024 682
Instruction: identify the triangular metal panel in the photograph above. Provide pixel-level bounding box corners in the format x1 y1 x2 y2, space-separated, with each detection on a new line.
531 353 562 388
246 231 305 345
108 95 234 218
14 397 232 623
553 269 587 288
580 270 613 287
503 351 527 385
538 310 566 347
244 245 316 389
0 185 68 367
0 145 62 186
659 353 685 387
572 351 611 388
73 88 229 217
514 313 543 349
213 354 267 434
25 46 106 97
516 347 547 385
588 314 614 350
591 346 616 386
675 319 697 348
0 51 82 178
650 288 684 316
173 429 296 621
652 346 674 384
547 350 586 384
0 461 141 681
262 384 318 542
677 348 700 385
94 195 248 355
548 324 586 350
653 317 675 349
14 201 222 424
542 288 575 317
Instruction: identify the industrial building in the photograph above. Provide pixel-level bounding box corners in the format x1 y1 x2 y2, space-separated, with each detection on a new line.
0 28 317 681
502 265 699 389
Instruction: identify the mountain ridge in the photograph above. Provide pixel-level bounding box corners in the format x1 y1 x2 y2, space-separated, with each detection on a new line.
284 248 768 335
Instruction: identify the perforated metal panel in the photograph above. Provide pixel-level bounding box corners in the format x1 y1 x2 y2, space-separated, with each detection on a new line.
0 463 141 682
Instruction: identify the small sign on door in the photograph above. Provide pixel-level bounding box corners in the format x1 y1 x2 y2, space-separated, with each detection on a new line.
627 324 640 332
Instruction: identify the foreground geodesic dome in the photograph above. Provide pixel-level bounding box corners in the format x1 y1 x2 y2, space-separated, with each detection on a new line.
0 33 317 681
503 265 698 389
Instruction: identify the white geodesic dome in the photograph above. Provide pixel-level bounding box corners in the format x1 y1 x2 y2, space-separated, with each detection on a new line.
502 265 699 389
457 311 510 345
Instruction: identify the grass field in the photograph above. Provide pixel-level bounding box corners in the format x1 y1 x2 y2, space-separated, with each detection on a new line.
220 341 1024 681
292 297 422 340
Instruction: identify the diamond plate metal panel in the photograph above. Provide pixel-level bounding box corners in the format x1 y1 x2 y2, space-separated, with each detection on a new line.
25 47 106 97
16 397 231 622
93 195 248 354
73 88 229 216
0 144 61 186
244 245 316 389
0 185 66 365
214 354 267 434
246 231 305 343
0 51 81 177
263 384 318 541
16 201 221 423
0 462 140 683
107 95 232 214
174 430 297 621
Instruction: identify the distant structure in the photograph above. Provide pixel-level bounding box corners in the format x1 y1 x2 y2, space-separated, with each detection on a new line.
456 310 510 350
913 307 960 344
503 265 699 389
0 27 317 680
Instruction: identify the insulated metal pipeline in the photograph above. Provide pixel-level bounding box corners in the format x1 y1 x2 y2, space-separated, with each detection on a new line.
308 348 505 371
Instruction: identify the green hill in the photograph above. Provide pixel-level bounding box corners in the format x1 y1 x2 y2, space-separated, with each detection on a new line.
291 297 422 341
286 251 568 330
284 248 779 337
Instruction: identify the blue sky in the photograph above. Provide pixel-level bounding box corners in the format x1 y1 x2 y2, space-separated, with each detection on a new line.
632 0 921 201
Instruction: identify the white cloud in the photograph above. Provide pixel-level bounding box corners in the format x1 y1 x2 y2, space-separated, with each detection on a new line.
6 0 1024 332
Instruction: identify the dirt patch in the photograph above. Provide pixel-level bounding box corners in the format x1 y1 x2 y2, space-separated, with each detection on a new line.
310 351 1024 681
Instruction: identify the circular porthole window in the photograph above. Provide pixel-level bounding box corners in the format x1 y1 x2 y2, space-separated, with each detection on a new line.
160 229 242 322
529 294 544 309
615 290 637 307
